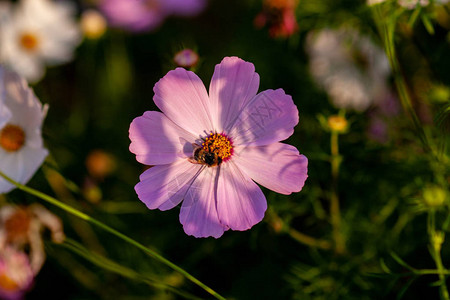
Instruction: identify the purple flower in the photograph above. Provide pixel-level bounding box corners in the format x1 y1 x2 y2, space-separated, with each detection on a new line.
99 0 207 32
129 57 308 238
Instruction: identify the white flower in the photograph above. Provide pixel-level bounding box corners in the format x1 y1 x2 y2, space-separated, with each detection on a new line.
398 0 449 8
366 0 387 5
0 66 48 193
305 28 390 111
398 0 430 9
0 0 81 82
0 204 64 273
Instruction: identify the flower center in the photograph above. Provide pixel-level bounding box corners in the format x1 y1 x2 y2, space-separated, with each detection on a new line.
5 208 31 243
202 133 233 161
19 32 39 52
0 273 19 292
0 124 26 152
192 133 233 167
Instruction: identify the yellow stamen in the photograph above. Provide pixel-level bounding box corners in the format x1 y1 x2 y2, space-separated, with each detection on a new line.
19 32 39 52
0 124 26 152
202 133 233 160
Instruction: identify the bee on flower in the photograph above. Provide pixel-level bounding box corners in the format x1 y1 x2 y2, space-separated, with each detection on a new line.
129 57 308 238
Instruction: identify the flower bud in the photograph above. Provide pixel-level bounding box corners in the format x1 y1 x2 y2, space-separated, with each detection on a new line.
173 49 199 68
327 115 348 133
423 185 447 208
81 9 107 40
431 231 445 253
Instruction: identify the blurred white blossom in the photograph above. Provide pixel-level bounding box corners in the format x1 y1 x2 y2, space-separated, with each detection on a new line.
305 28 390 111
0 204 64 274
0 67 48 193
398 0 430 8
0 0 81 82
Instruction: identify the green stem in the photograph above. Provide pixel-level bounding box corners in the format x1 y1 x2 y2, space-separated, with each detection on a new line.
330 131 345 254
435 251 450 300
61 239 202 300
428 212 450 300
288 228 332 250
373 6 430 153
0 170 226 300
267 209 332 250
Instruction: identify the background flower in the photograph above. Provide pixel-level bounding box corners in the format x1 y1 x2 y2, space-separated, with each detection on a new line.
0 0 81 82
0 67 48 193
305 28 391 111
0 247 34 300
99 0 207 32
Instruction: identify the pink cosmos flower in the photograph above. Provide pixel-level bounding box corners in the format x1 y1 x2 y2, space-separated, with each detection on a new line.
99 0 207 32
129 57 308 238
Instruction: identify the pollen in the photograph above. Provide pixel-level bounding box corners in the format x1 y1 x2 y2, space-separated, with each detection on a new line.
202 133 233 161
5 208 31 243
19 32 39 52
0 124 26 152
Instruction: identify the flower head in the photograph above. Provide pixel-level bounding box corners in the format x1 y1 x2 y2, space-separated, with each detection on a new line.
327 115 348 133
305 28 390 111
0 204 65 274
100 0 207 32
0 66 48 194
173 49 199 68
0 0 81 82
129 57 308 238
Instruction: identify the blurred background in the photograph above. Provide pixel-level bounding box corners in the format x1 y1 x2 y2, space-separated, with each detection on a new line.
1 0 450 299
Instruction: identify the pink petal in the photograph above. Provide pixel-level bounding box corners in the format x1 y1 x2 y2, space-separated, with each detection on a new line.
234 143 308 195
153 68 213 136
129 111 196 165
209 57 260 132
179 167 227 238
135 159 204 211
216 162 267 231
100 0 165 32
228 88 298 146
